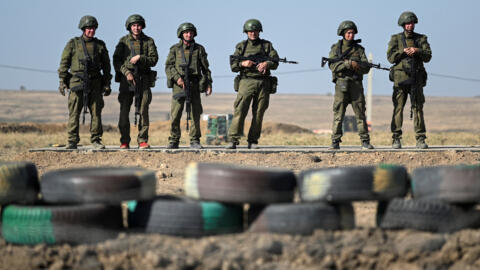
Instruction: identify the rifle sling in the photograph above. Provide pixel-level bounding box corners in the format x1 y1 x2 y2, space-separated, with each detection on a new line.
180 42 194 75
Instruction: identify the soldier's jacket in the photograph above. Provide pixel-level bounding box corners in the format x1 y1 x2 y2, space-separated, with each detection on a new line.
387 31 432 87
58 36 112 89
328 39 370 83
113 33 158 91
165 41 212 90
230 39 279 77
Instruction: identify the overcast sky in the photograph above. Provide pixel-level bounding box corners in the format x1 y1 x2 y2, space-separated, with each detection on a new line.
0 0 478 96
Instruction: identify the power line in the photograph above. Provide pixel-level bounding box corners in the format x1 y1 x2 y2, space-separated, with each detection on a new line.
0 64 57 74
1 63 479 83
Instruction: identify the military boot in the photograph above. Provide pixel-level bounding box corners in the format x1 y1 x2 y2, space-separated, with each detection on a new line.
392 138 402 149
361 141 374 149
190 141 203 149
167 142 179 149
66 143 77 150
416 138 428 149
248 143 259 149
329 141 340 150
92 141 105 149
225 142 238 149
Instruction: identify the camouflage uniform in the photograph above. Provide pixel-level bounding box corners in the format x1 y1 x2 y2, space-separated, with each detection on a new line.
165 23 212 147
227 19 279 148
113 15 158 146
58 16 112 148
387 12 432 148
328 21 371 148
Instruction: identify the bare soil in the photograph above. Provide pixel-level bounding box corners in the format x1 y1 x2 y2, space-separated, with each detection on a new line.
0 149 479 269
1 91 480 269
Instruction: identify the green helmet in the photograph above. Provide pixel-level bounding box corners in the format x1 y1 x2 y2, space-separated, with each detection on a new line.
125 14 146 31
177 22 197 38
337 20 358 36
243 19 263 33
398 11 418 26
78 15 98 30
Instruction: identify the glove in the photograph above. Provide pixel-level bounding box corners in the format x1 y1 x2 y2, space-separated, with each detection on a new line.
58 81 67 96
351 60 360 71
343 59 352 69
103 86 112 96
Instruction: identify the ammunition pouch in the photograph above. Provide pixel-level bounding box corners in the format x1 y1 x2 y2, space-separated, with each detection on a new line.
63 73 72 89
199 76 208 93
389 68 395 82
268 76 278 94
233 75 241 92
149 70 157 88
336 78 350 93
115 72 122 83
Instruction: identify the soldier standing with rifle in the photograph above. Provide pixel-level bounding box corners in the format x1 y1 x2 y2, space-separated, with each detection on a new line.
327 21 374 150
58 15 112 150
226 19 280 150
165 23 212 149
114 14 158 149
387 11 431 149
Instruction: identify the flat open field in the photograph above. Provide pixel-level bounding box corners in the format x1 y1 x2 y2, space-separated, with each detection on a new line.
0 90 479 269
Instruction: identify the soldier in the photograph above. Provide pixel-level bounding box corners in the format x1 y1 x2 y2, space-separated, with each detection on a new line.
58 15 112 150
226 19 279 149
113 14 158 149
387 11 431 149
165 23 213 149
328 21 373 150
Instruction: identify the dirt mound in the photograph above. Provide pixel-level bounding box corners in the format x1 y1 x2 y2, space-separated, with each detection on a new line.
261 122 313 135
0 122 117 133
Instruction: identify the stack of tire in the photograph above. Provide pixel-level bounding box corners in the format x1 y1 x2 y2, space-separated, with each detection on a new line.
128 163 411 235
0 162 157 245
379 165 480 232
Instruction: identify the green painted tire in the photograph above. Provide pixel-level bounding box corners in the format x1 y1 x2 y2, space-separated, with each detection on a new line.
128 196 243 237
298 164 408 202
184 162 296 204
0 161 39 204
2 204 122 245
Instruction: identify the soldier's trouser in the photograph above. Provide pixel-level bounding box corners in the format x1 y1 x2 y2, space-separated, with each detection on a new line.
228 78 270 144
168 83 203 144
331 79 369 142
118 88 152 144
391 86 426 140
67 79 104 145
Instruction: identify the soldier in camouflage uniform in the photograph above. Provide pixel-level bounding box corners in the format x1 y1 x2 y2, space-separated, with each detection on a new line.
388 11 432 149
58 15 112 150
165 23 213 149
328 21 373 150
113 14 158 149
226 19 279 149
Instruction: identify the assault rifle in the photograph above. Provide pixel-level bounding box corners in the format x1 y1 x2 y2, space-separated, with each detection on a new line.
230 54 298 65
179 62 192 131
398 56 418 120
74 58 91 124
129 41 142 126
321 57 390 71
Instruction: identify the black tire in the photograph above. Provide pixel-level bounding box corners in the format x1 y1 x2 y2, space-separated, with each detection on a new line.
2 204 122 245
184 162 296 204
0 162 39 204
248 202 355 235
128 195 243 237
412 164 480 203
40 167 157 204
379 198 480 232
298 164 408 202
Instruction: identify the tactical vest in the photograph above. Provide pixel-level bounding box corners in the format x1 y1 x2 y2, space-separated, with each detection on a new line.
332 40 362 81
173 42 202 78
